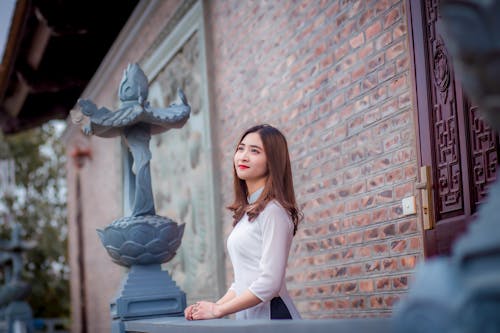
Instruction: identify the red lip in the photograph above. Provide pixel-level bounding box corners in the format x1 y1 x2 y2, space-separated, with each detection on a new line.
238 165 249 170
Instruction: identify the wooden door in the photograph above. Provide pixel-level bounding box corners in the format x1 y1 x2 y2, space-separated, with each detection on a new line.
408 0 499 257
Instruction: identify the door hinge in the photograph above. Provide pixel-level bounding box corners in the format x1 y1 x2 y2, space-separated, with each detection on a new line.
416 165 435 230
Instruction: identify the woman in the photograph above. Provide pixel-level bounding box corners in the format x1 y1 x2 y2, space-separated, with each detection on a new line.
185 124 302 320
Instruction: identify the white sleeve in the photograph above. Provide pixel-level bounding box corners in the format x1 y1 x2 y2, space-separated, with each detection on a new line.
248 203 294 302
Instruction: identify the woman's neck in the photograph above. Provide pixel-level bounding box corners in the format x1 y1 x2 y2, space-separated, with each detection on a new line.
246 178 266 196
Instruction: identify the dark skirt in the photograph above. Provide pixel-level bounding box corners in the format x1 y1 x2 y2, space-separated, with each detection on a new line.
270 297 292 319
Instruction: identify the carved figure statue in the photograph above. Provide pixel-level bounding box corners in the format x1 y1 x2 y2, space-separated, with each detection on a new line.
75 63 190 217
73 63 189 268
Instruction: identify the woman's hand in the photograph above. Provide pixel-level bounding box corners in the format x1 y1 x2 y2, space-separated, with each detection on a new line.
184 304 196 320
191 301 223 320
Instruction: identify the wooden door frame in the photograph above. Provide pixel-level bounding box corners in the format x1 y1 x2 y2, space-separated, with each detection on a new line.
406 0 435 257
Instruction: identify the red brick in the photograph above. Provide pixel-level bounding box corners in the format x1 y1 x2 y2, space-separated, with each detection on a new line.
367 54 384 72
323 300 335 310
351 297 365 309
365 260 380 272
347 83 362 99
373 243 388 255
375 278 391 290
395 182 413 198
348 231 363 244
349 32 365 49
383 258 398 271
364 108 382 125
359 280 374 292
398 219 417 234
404 165 417 179
334 41 350 61
389 73 407 92
400 255 418 269
337 298 350 309
343 282 357 293
370 87 388 105
348 264 363 276
409 236 421 250
391 204 404 219
358 246 372 257
368 174 385 190
358 43 374 60
375 31 392 50
391 239 407 253
343 166 362 182
366 20 382 40
386 168 403 183
353 96 370 112
397 55 410 73
399 91 412 109
331 283 342 294
370 296 384 308
362 73 378 91
372 208 388 223
384 7 401 29
381 223 396 237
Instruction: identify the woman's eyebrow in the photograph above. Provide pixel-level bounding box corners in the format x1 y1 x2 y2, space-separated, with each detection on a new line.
239 142 263 150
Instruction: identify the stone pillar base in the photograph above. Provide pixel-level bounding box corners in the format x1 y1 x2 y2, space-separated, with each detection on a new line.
111 264 186 321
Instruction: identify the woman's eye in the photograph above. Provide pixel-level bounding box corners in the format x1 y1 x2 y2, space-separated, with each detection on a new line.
251 148 259 153
237 146 244 151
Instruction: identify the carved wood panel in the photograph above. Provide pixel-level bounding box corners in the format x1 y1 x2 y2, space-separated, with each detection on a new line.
469 106 498 206
426 0 464 217
410 0 499 256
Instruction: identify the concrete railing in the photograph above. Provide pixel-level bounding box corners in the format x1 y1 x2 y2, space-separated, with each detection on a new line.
124 317 392 333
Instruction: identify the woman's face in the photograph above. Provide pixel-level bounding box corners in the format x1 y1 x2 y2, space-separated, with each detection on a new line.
234 132 268 185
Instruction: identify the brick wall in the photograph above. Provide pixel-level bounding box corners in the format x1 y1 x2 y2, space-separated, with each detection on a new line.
206 0 423 318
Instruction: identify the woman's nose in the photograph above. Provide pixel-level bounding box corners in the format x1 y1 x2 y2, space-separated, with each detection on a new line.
239 150 249 161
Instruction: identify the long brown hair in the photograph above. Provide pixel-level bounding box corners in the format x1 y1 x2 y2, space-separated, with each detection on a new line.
227 124 302 235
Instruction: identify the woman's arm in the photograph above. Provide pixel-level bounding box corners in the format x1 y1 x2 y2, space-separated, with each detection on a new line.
216 289 261 316
216 289 237 305
192 289 261 320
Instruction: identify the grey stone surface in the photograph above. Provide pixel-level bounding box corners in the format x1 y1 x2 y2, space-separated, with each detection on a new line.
125 317 393 333
111 265 186 320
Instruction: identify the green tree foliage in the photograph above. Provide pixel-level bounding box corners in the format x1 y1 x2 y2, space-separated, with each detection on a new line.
0 122 69 318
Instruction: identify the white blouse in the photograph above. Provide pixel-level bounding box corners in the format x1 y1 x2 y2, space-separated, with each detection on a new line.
226 189 301 319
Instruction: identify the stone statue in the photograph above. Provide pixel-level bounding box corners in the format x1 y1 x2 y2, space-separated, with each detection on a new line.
76 63 190 217
73 63 190 331
0 223 36 332
394 1 500 332
73 63 190 266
